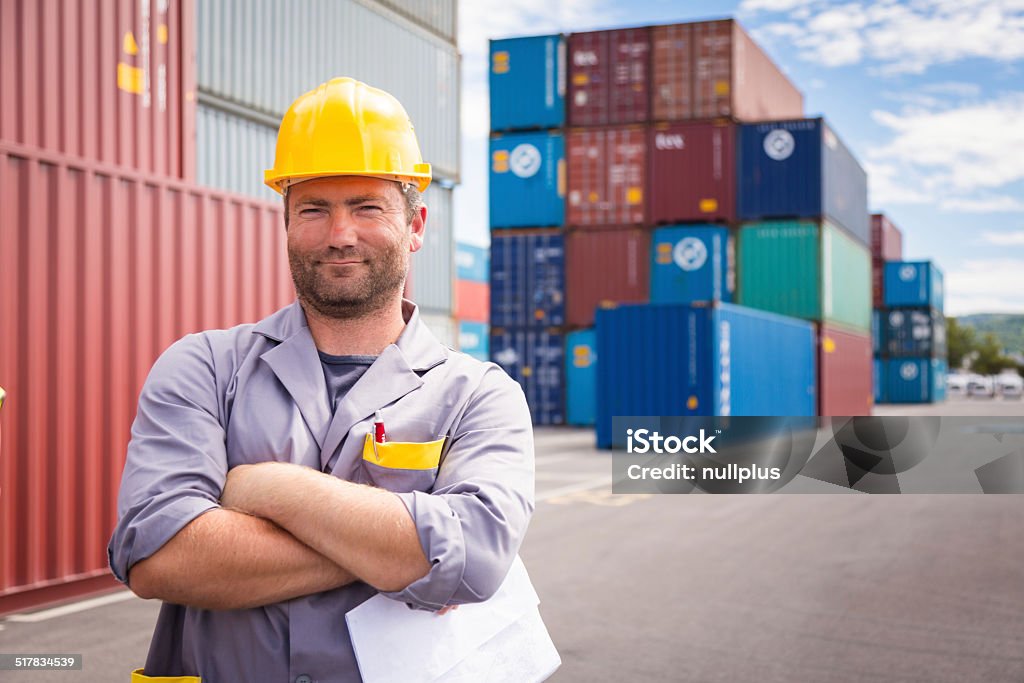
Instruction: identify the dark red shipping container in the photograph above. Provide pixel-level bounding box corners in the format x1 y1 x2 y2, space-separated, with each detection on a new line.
0 0 195 179
653 19 803 122
568 27 650 127
455 279 490 323
818 323 874 416
0 142 290 615
567 126 646 227
565 227 650 327
872 259 884 308
648 120 735 224
871 213 903 261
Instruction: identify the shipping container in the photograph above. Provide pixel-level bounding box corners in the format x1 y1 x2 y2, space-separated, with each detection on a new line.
455 280 489 323
1 0 196 179
818 323 873 416
872 258 884 309
883 261 944 311
874 358 885 404
406 183 454 314
565 227 650 328
0 142 291 614
738 118 869 246
419 311 458 349
648 120 736 224
458 320 489 362
738 220 871 332
196 0 459 180
196 103 279 200
490 231 565 328
872 308 883 356
490 329 565 425
650 225 735 304
490 35 566 132
651 20 803 122
568 27 651 126
884 308 947 358
455 242 489 283
595 302 816 448
566 126 646 227
373 0 457 44
871 213 903 261
883 358 948 404
490 131 565 228
566 329 597 426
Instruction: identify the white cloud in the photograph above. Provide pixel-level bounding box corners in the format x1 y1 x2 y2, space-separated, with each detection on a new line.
945 259 1024 315
740 0 821 13
941 196 1024 213
981 230 1024 245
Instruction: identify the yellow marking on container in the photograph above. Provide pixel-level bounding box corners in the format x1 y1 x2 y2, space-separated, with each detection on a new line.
492 150 509 173
522 366 533 377
534 309 545 321
157 24 168 45
687 396 698 410
572 74 589 85
588 191 599 203
823 337 836 353
656 242 672 264
699 198 719 213
117 63 144 94
492 51 510 74
714 80 730 95
626 187 643 204
557 159 566 196
123 31 139 55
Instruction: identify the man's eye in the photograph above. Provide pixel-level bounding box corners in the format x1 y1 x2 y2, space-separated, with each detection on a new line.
359 205 383 212
299 208 325 217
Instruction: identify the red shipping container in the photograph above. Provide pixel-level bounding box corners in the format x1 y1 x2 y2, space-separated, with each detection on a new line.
567 126 646 227
455 279 489 323
872 258 884 308
565 227 650 327
0 0 195 179
653 19 803 122
568 27 650 126
0 142 290 614
871 213 903 261
818 323 874 416
648 120 735 224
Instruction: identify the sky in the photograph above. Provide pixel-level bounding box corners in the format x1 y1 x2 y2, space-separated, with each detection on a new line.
451 0 1024 317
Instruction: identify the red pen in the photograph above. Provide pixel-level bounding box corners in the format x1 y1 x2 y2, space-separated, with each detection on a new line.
373 410 387 444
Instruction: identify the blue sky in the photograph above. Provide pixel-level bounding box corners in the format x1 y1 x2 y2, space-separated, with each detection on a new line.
453 0 1024 316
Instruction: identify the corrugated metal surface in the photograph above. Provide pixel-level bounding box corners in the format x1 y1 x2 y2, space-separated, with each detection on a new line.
872 259 884 309
0 0 196 179
738 220 871 332
648 121 736 224
727 20 803 122
568 28 650 126
372 0 457 44
455 242 489 282
455 280 489 323
883 261 944 311
565 227 650 327
566 126 646 227
490 131 565 228
196 103 278 200
738 118 869 246
874 358 885 404
650 225 735 304
692 20 733 119
884 358 947 403
818 323 873 416
884 308 947 357
595 303 816 447
490 329 564 425
0 142 290 612
196 0 459 180
490 35 565 132
651 23 694 121
871 213 903 261
457 320 489 361
418 311 457 349
566 329 597 426
872 308 882 355
490 231 565 328
407 183 454 314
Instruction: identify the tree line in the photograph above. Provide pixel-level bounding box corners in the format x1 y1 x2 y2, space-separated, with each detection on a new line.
947 318 1023 375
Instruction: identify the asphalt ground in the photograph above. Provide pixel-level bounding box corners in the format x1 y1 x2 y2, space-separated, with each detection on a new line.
3 403 1024 681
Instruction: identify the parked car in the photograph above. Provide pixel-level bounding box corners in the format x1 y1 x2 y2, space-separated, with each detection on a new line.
995 372 1023 399
946 373 969 397
967 374 995 398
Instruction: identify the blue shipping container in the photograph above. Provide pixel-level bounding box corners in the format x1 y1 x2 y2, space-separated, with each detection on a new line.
456 242 489 283
884 357 947 403
884 307 947 357
490 232 565 327
883 261 944 311
490 35 566 132
873 358 885 403
566 329 597 426
872 309 882 356
458 320 489 361
490 131 565 228
595 303 817 448
650 225 735 304
490 328 564 425
738 118 869 246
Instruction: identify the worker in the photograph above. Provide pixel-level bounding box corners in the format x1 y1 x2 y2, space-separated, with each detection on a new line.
108 77 535 682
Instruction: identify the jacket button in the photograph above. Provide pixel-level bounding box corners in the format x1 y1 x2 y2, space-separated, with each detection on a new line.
295 676 313 683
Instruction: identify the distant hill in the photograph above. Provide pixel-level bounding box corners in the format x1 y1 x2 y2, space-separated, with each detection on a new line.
956 314 1024 354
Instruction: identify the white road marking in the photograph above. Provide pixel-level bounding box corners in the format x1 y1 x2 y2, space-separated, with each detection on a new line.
536 476 609 502
5 590 136 623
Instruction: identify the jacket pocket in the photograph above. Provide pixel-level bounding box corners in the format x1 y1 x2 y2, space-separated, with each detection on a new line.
131 669 201 682
361 433 444 470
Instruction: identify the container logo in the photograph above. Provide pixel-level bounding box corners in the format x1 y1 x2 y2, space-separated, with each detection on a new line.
889 311 904 327
763 129 795 161
900 362 919 381
494 348 519 366
510 144 542 178
673 238 708 271
573 50 598 66
655 133 685 150
899 264 918 281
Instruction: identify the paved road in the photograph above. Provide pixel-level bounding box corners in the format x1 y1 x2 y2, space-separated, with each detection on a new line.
4 425 1024 681
874 395 1024 416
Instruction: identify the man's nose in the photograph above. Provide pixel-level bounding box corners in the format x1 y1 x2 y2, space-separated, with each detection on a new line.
326 210 359 247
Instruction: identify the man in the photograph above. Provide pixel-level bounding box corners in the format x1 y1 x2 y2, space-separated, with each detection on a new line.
109 77 535 682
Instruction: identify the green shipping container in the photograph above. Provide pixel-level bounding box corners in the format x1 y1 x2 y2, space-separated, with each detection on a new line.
738 220 871 332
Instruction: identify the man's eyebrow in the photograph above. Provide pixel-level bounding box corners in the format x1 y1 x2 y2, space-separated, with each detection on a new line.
293 197 331 208
344 194 392 206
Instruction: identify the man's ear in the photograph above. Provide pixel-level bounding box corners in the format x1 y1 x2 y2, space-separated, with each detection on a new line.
409 204 428 252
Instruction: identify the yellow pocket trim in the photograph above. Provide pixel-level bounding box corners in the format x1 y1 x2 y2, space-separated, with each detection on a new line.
131 668 201 682
362 434 445 471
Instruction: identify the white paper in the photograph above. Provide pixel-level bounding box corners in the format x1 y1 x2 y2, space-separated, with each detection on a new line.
346 556 559 683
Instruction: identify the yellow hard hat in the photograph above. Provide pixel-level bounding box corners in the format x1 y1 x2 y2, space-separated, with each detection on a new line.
264 77 432 194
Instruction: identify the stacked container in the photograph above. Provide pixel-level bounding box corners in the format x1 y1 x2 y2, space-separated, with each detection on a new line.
455 243 489 361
